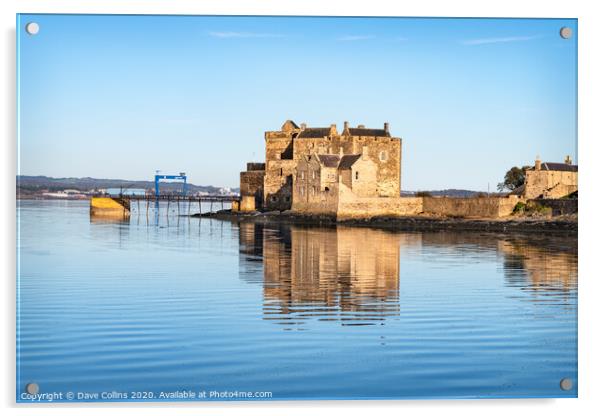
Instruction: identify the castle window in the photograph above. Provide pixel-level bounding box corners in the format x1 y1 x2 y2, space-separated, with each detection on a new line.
379 150 388 162
355 171 359 180
325 187 330 192
280 168 283 176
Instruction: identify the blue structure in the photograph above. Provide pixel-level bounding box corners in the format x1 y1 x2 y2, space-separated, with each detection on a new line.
154 173 187 197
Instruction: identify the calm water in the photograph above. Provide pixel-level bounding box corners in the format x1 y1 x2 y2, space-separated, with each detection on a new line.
16 200 578 401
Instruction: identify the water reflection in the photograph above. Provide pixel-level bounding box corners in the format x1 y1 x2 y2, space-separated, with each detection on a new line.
237 223 578 326
500 237 578 292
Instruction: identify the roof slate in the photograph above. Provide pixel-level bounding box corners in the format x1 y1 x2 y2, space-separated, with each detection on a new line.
348 128 390 137
297 128 331 138
338 154 362 169
537 163 578 172
317 154 341 168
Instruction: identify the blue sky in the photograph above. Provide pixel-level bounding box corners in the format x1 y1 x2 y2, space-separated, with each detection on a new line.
17 15 577 191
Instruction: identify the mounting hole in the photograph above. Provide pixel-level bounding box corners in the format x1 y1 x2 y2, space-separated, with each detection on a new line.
559 27 572 39
25 22 40 35
25 383 39 395
559 378 573 391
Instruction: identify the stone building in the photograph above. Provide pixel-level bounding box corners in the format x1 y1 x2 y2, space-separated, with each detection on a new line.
239 162 265 211
241 120 401 213
523 156 578 199
260 120 401 211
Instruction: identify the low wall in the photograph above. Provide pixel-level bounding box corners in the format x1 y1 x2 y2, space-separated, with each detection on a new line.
90 197 130 217
337 196 423 220
422 196 520 218
535 199 578 216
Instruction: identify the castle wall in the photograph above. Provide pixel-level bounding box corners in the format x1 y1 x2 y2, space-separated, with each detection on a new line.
240 195 257 212
336 184 423 219
264 159 296 211
292 134 401 197
240 169 265 210
347 157 378 198
351 137 401 197
422 196 520 218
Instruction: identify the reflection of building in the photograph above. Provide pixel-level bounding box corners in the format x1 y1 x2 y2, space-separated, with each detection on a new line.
522 156 578 199
499 239 578 291
238 223 411 324
237 223 578 326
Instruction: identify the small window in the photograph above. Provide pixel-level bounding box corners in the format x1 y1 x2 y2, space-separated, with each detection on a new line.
325 187 330 192
280 168 283 176
355 171 359 180
379 150 388 162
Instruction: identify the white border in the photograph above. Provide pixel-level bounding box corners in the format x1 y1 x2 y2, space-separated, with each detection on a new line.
3 1 601 415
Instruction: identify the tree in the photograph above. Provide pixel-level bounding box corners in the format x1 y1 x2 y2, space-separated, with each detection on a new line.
497 166 528 191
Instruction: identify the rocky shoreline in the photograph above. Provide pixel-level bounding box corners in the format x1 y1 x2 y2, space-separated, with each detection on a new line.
192 210 577 235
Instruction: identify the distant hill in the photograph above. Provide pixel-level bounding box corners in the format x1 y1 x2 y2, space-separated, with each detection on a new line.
16 175 239 195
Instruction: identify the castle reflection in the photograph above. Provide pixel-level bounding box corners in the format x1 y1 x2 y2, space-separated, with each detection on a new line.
237 222 577 326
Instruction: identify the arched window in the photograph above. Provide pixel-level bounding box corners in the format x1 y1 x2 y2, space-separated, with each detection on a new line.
355 171 359 180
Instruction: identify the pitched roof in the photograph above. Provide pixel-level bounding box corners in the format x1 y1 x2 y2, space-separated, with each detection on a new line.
317 154 341 168
297 128 331 138
338 154 362 169
538 162 578 172
348 128 390 137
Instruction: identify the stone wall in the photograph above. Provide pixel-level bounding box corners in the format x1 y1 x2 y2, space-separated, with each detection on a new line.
263 159 296 211
336 184 423 219
524 170 578 199
346 156 378 197
535 199 578 216
240 166 265 210
422 196 520 218
240 195 257 212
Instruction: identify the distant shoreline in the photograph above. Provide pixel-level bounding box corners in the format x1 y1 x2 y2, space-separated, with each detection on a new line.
194 210 578 236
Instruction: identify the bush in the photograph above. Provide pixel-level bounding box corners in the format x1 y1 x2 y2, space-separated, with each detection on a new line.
513 202 526 214
513 201 552 217
415 191 432 197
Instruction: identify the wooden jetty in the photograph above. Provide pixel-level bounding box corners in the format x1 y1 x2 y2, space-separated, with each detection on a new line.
90 194 239 217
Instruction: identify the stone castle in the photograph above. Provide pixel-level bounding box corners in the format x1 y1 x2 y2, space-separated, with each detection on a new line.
239 120 410 217
238 120 577 219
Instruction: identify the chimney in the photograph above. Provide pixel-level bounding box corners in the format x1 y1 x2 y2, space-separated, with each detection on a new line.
343 121 350 136
565 155 572 165
535 155 541 171
329 124 338 136
384 122 390 134
300 123 307 130
362 145 369 160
